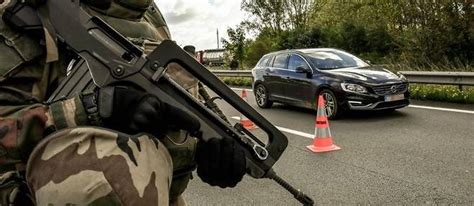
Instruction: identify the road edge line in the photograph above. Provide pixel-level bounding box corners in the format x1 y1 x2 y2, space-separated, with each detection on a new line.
231 116 314 139
408 105 474 114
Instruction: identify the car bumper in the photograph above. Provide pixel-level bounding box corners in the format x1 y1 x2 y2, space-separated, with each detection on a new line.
344 92 410 110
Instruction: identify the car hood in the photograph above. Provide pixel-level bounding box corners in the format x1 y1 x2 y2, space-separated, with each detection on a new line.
324 66 404 84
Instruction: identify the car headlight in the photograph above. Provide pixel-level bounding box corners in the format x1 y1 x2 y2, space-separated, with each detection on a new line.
397 72 407 81
341 83 368 94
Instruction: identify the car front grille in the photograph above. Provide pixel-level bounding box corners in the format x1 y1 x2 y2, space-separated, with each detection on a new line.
372 83 408 95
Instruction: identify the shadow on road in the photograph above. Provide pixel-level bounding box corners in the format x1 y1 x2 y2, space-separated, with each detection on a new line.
342 110 409 121
270 103 409 121
270 104 317 114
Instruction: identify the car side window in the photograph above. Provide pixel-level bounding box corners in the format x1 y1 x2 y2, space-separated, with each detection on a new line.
288 54 309 71
272 54 288 69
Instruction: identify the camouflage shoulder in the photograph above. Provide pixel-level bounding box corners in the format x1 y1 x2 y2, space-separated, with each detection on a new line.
144 2 171 40
27 127 173 205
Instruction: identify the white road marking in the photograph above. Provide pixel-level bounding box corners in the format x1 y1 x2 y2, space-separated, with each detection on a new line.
229 87 474 115
231 116 314 139
408 105 474 114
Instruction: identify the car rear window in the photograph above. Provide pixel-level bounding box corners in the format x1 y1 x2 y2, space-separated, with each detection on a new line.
272 54 288 68
257 55 271 67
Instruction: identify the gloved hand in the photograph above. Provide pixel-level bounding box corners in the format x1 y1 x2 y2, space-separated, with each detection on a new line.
0 171 34 206
196 137 246 188
94 86 200 136
24 0 46 7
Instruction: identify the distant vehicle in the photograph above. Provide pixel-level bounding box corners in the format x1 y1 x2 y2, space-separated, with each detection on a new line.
199 49 226 66
251 48 410 119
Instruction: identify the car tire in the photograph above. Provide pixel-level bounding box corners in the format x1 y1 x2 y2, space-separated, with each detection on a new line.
318 89 342 120
255 84 273 108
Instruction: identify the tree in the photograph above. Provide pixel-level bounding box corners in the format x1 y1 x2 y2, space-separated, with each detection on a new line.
241 0 287 35
241 0 324 34
222 24 247 69
238 0 473 68
277 26 325 49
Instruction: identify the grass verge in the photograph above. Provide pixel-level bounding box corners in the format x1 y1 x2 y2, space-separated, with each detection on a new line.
219 77 253 87
409 84 474 104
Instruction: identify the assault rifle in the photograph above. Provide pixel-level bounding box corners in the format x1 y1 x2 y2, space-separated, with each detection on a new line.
3 0 314 205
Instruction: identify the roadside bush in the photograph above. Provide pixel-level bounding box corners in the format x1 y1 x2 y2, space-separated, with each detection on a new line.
219 77 253 87
409 84 474 104
381 58 474 72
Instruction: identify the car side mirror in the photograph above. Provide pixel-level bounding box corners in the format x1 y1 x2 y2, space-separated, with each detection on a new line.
295 66 311 74
295 66 313 78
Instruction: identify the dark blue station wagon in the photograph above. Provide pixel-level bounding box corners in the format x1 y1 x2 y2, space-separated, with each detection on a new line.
251 48 410 119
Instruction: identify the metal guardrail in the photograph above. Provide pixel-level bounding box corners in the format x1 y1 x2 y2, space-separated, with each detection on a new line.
211 70 474 87
400 71 474 86
212 70 254 78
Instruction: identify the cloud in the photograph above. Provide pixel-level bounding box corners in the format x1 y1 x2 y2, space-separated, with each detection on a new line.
155 0 245 50
164 8 197 25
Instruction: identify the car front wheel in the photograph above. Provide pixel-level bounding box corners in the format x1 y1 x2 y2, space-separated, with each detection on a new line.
255 84 273 108
318 89 342 119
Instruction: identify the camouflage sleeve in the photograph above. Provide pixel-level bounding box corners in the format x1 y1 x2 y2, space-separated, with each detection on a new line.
0 96 89 172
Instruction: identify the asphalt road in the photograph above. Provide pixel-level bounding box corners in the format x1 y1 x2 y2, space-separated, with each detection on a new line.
185 88 474 205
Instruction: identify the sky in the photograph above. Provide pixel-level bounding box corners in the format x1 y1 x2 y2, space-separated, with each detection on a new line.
157 0 247 51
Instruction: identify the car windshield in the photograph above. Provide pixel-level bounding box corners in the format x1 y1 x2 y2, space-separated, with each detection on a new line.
304 50 369 70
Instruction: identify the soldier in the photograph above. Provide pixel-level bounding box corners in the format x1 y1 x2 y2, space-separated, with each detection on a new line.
0 0 246 205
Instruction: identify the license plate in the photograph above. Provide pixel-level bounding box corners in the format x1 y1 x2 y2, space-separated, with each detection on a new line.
385 94 405 102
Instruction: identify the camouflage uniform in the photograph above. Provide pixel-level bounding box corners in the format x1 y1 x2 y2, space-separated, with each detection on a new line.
0 0 226 205
27 127 173 205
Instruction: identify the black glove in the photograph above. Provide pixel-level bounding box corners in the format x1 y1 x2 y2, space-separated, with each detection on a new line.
196 137 246 188
0 172 34 206
95 86 200 136
23 0 46 7
82 0 112 10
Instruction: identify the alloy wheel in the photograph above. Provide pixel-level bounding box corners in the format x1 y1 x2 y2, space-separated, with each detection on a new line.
321 90 337 118
255 85 273 108
256 86 266 106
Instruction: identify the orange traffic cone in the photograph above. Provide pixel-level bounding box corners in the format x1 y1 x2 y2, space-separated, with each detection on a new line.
307 95 341 153
240 89 256 130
